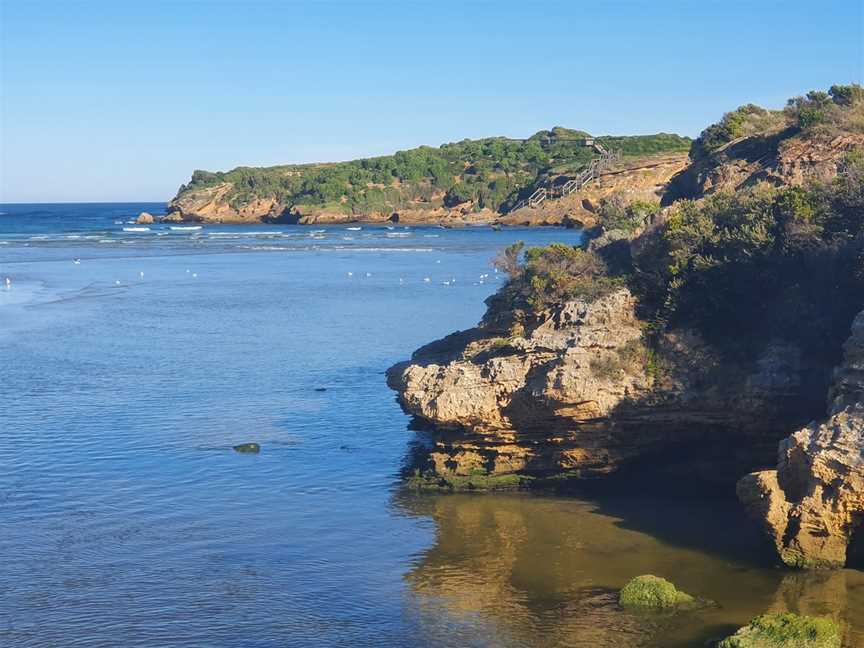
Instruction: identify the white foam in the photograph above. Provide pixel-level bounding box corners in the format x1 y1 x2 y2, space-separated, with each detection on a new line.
123 227 151 232
170 226 203 231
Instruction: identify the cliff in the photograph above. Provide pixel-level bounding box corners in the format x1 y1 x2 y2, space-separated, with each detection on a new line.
665 129 864 203
161 130 691 225
386 87 864 573
386 286 826 488
738 311 864 568
498 153 688 227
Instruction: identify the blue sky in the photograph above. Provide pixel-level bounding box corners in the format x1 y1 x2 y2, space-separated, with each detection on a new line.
1 1 861 203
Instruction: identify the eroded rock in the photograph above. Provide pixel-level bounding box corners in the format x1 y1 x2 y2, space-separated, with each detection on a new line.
388 287 823 488
738 311 864 568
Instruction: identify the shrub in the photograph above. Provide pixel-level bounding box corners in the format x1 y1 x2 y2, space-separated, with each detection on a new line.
492 242 621 311
691 104 787 158
598 195 659 232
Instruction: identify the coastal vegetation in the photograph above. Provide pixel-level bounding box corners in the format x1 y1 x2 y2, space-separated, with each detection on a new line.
690 83 864 159
494 147 864 359
174 128 691 216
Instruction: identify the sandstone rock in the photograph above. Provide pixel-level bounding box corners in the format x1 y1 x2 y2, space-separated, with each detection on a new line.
498 153 688 227
136 212 155 224
160 211 184 223
738 310 864 568
665 130 864 203
388 288 820 487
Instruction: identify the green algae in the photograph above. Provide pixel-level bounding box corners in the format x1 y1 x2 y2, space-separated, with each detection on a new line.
619 575 696 610
717 613 841 648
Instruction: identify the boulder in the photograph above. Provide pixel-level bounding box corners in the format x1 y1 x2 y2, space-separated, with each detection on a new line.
136 212 155 224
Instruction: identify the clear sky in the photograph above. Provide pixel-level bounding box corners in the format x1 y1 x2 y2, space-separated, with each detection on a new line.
1 0 862 203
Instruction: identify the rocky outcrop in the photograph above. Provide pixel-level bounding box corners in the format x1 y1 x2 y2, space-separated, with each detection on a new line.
387 288 826 487
665 130 864 202
166 183 290 223
738 311 864 568
136 212 155 224
166 181 500 226
499 153 688 227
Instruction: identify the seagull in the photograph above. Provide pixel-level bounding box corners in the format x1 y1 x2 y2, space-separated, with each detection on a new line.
115 280 120 285
139 271 144 279
192 273 198 278
347 271 353 277
72 258 81 265
366 272 372 277
423 277 431 283
436 260 441 264
4 277 10 288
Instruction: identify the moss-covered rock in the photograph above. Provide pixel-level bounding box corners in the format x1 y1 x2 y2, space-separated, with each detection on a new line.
618 575 696 610
232 442 260 454
717 613 841 648
405 469 530 492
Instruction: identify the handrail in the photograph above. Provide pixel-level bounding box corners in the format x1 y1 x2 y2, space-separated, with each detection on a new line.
511 147 620 211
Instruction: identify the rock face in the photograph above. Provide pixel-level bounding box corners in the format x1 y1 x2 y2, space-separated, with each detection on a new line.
499 153 688 227
167 183 289 224
665 130 864 202
738 311 864 568
387 288 826 487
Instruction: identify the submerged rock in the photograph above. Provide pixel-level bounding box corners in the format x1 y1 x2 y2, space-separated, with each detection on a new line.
717 613 841 648
232 442 260 454
618 575 695 610
738 310 864 568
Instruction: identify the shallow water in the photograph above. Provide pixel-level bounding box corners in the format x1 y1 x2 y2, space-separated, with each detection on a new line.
1 203 861 647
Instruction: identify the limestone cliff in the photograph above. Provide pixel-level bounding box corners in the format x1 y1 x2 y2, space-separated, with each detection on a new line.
665 129 864 203
738 311 864 568
498 153 688 227
387 287 826 488
166 183 289 224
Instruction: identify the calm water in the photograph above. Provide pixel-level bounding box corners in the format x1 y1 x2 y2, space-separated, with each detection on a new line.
1 203 861 648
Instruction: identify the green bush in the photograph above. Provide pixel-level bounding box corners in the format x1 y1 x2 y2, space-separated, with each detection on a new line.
785 84 864 134
496 243 621 310
691 104 788 158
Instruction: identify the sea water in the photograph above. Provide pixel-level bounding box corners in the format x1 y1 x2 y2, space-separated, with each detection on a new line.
1 203 861 647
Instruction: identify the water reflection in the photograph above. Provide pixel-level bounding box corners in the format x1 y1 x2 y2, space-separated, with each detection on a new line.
396 492 864 647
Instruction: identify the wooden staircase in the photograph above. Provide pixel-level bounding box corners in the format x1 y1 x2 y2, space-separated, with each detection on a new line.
513 142 621 211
